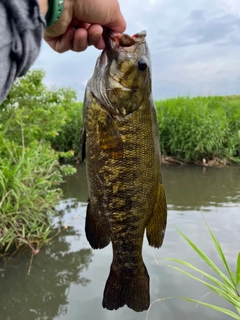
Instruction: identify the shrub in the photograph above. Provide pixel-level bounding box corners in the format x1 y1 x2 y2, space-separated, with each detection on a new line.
50 101 83 162
0 70 77 253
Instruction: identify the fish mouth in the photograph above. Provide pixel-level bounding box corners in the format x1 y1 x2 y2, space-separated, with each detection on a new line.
102 27 139 50
100 28 119 67
100 28 146 66
98 29 147 91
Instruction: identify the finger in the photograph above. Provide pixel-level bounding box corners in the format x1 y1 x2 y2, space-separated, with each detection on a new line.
70 18 90 30
93 36 105 50
44 27 75 53
88 24 105 49
73 0 126 34
72 28 88 52
105 16 126 33
104 5 126 33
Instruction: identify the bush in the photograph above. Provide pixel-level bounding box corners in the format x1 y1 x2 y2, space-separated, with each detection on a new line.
0 70 77 253
50 101 83 162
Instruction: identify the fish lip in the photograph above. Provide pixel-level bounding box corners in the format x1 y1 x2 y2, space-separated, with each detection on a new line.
102 27 115 50
101 28 119 65
100 29 147 67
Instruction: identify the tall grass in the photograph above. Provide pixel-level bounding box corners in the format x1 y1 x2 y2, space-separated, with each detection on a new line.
165 223 240 319
156 96 240 163
50 95 240 164
0 139 63 253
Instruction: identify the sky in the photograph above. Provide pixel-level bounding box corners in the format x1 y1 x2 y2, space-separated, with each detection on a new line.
33 0 240 101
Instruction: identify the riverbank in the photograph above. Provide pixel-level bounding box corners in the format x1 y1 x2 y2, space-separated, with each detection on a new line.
161 155 229 167
0 70 239 254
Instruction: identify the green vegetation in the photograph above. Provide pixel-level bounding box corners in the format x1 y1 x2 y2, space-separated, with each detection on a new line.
0 70 79 254
51 95 240 164
156 96 240 163
1 69 240 254
166 224 240 319
50 99 83 162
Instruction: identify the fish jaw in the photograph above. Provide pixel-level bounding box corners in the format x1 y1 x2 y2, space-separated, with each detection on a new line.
90 29 152 116
102 28 147 52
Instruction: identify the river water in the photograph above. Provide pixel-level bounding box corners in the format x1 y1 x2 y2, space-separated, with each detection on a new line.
0 165 239 320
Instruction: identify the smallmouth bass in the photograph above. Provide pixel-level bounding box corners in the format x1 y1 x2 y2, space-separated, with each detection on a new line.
82 29 167 312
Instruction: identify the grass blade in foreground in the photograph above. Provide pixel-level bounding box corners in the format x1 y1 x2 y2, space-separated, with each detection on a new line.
165 223 240 319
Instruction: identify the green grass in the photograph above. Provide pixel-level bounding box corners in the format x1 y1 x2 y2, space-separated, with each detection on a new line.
0 140 63 253
1 70 240 255
165 223 240 319
156 96 240 163
51 95 240 164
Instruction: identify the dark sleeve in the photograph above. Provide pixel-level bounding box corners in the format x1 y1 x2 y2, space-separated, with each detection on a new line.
0 0 45 103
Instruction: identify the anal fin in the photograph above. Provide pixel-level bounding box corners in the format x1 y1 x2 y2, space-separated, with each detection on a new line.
85 201 110 249
146 183 167 248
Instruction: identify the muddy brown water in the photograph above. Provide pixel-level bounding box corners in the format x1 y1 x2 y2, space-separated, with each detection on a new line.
0 165 239 320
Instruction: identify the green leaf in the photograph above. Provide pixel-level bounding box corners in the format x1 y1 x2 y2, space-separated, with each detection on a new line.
167 264 240 308
236 253 240 286
165 225 240 318
166 258 236 296
206 222 236 285
182 298 240 320
176 228 235 290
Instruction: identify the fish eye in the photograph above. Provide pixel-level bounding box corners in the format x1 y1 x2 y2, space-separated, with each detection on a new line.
138 58 148 71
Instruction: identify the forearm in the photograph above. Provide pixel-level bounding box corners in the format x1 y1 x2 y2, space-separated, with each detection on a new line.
38 0 49 16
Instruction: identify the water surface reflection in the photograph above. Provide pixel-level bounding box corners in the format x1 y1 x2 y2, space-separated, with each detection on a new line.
0 202 92 320
0 165 239 320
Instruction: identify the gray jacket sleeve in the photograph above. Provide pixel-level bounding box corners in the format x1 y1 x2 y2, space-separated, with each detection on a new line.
0 0 45 103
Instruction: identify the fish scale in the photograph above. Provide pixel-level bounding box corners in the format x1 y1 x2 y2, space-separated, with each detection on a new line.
82 29 167 312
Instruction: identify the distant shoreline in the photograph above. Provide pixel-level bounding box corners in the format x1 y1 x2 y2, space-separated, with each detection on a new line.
161 155 229 167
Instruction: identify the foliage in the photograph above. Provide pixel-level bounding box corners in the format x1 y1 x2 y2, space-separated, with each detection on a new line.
1 69 82 159
156 96 240 163
0 139 62 252
1 69 240 253
166 224 240 319
0 70 78 253
50 101 83 162
50 94 240 164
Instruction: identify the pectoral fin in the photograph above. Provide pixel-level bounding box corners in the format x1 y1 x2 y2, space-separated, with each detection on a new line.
85 200 111 249
98 113 124 160
146 183 167 248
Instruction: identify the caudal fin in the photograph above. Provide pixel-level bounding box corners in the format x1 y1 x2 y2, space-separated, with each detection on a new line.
102 263 150 312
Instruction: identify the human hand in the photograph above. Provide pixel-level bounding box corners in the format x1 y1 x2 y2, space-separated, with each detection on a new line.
43 0 126 53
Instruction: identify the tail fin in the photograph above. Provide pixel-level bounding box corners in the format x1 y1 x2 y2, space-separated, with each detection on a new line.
102 263 150 312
